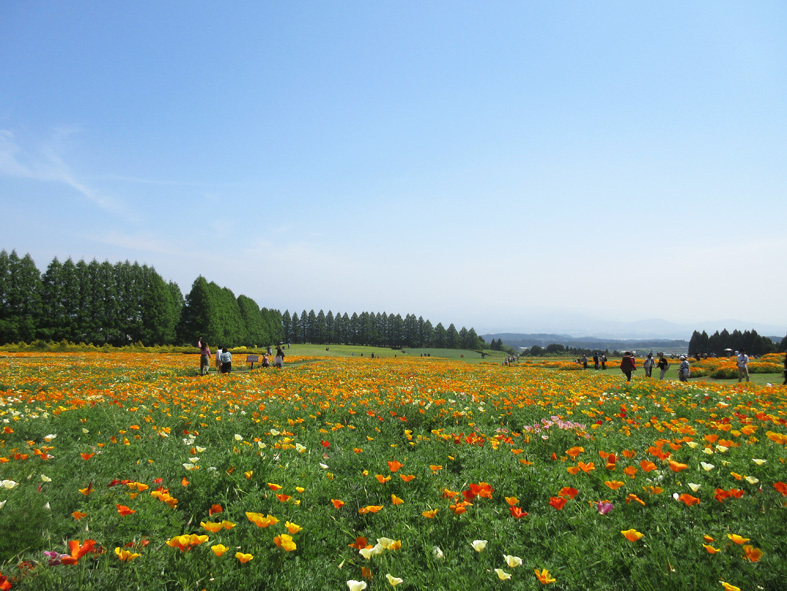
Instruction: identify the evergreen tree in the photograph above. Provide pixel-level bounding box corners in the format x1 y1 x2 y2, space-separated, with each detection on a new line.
0 250 42 344
315 310 327 344
458 327 468 349
325 310 335 344
290 311 301 344
349 313 359 344
689 331 701 355
88 260 121 345
307 309 317 343
260 307 282 345
58 258 81 341
216 286 247 347
389 314 404 347
433 323 447 348
280 310 292 342
178 276 215 346
139 266 178 345
463 327 481 349
377 312 388 346
238 295 266 346
337 312 350 344
421 318 433 347
115 260 147 343
74 260 93 342
446 323 460 349
165 281 184 344
38 257 64 341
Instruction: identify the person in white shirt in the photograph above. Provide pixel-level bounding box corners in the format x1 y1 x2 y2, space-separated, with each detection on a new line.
678 356 690 382
643 353 655 377
736 349 750 383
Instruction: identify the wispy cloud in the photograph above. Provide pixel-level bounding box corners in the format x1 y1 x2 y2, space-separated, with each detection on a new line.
0 128 135 221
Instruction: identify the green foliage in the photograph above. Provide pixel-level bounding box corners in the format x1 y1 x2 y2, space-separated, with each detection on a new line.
0 250 42 343
279 309 481 350
1 249 482 352
690 329 776 357
711 367 738 379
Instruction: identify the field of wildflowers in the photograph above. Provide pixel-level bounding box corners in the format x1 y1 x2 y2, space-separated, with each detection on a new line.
0 351 785 590
689 353 785 380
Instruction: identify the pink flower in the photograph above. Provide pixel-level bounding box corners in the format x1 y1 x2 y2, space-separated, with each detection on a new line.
44 551 69 566
596 501 614 515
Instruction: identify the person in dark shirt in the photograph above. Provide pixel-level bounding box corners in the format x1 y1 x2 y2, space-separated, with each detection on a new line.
620 352 636 382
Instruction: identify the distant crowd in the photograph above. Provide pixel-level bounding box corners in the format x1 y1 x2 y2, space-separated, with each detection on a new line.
196 339 286 375
574 349 787 385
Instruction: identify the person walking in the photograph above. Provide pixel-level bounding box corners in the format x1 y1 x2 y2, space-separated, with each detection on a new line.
593 353 599 370
215 346 223 373
678 355 690 382
220 347 232 374
620 352 636 382
274 345 285 368
601 354 607 370
736 349 750 383
657 353 669 380
643 353 655 378
197 338 211 375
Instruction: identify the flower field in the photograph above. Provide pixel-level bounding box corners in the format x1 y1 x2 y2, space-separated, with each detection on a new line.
689 353 785 380
0 352 786 591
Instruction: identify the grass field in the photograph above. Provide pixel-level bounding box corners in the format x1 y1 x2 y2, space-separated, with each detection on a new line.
0 350 785 590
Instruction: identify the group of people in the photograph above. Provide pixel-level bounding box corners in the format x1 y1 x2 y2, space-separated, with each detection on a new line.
621 349 787 385
619 351 688 382
198 339 233 374
197 339 285 374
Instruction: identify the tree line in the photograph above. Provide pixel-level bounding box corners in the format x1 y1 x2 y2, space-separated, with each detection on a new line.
0 251 183 346
688 329 778 357
280 310 484 349
0 250 484 350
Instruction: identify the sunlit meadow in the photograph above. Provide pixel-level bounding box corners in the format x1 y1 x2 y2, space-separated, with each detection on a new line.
0 352 785 590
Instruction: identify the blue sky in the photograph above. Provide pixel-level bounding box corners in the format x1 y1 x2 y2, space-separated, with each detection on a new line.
1 1 786 338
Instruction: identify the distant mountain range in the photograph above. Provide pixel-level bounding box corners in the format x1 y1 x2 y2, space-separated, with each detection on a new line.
480 317 786 342
481 323 782 353
482 333 689 354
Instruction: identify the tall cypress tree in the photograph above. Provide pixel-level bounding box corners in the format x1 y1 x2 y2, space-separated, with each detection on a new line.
238 295 266 346
280 311 291 344
446 323 460 349
307 310 317 343
325 310 335 344
60 258 81 342
421 318 433 347
178 276 215 346
290 311 300 344
138 266 178 345
74 259 94 342
0 251 42 344
315 310 327 344
433 323 447 348
349 313 359 344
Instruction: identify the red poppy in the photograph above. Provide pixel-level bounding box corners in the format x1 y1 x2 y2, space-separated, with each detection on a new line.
509 506 528 518
549 497 567 510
